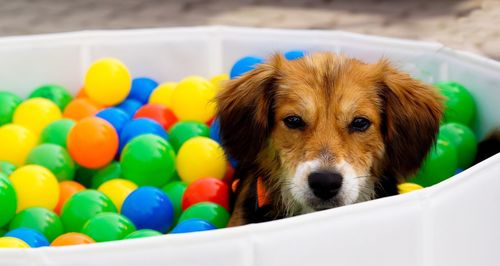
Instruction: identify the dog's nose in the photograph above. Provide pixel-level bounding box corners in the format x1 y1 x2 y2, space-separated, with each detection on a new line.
308 171 343 200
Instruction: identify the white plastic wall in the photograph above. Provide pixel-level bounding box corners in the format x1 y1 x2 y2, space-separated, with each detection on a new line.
0 26 499 266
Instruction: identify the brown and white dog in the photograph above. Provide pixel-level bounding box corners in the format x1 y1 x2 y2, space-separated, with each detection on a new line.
216 52 444 226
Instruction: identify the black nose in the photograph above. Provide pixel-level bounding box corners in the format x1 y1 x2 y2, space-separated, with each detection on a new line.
308 171 343 200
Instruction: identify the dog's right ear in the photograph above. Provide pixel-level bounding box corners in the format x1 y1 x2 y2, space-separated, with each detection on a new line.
216 55 283 164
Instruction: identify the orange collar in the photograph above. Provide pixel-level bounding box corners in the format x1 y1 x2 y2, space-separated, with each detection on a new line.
232 176 270 208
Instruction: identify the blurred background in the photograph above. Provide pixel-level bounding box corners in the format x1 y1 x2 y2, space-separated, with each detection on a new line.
0 0 498 60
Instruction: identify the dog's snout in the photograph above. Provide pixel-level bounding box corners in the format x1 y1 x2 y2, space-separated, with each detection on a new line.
308 171 343 200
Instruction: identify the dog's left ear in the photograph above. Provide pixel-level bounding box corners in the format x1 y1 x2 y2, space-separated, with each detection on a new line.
378 61 444 179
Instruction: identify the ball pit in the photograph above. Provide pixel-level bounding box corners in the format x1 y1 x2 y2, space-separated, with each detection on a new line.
5 228 49 248
51 232 95 246
128 77 158 104
9 207 63 242
28 84 73 111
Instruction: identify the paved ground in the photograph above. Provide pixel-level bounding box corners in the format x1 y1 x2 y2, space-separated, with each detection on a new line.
0 0 499 60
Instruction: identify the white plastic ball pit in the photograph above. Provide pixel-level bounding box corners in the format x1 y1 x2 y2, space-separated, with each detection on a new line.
0 26 499 266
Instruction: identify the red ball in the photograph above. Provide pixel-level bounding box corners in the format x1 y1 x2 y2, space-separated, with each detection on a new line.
134 104 177 130
182 177 230 211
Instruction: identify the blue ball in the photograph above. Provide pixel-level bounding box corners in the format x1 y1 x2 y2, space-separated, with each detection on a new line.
96 107 131 134
127 77 158 104
5 228 49 247
230 56 264 79
284 50 306 60
119 118 168 152
209 117 221 143
122 187 174 233
116 99 143 117
170 219 216 234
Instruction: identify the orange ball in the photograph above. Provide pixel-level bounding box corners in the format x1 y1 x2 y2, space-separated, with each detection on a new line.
54 181 86 215
63 98 101 121
51 232 95 246
76 88 87 99
67 117 118 169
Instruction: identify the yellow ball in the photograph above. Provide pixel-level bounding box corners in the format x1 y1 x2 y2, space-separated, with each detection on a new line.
398 183 424 194
13 98 62 135
97 179 137 212
0 237 30 248
9 165 60 212
149 82 177 108
0 124 38 166
84 58 132 106
176 136 227 184
171 76 216 123
210 73 229 93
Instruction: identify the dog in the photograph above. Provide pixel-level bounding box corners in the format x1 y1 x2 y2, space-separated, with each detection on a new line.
216 52 444 226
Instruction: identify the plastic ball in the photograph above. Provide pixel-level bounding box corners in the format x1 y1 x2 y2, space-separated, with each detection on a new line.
63 98 101 121
51 232 95 246
121 186 174 233
438 122 478 169
176 137 227 184
398 183 424 194
210 74 229 93
91 161 122 189
9 207 64 242
40 119 75 148
5 228 49 247
96 107 131 134
29 84 73 111
0 173 16 227
284 50 306 60
134 104 178 131
171 76 216 123
120 134 176 187
25 144 75 182
60 190 117 232
161 181 187 223
169 121 210 152
0 161 16 176
0 237 30 248
13 98 62 135
54 181 85 215
9 165 60 212
149 82 176 108
81 212 136 242
128 77 158 104
0 91 22 126
409 139 458 187
178 202 230 229
170 219 216 234
435 81 476 127
119 118 168 152
116 99 142 117
209 117 221 143
74 166 98 188
230 56 264 79
0 124 38 166
67 117 118 169
98 179 137 212
84 58 132 106
182 177 230 211
124 229 162 239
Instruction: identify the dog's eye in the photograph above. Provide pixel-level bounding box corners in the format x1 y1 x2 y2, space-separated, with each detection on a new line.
283 115 305 129
349 117 371 132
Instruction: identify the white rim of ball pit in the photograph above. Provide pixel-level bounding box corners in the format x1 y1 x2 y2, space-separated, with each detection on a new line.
0 26 499 266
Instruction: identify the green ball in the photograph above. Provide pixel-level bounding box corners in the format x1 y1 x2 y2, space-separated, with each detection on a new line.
91 161 122 189
81 212 136 242
439 123 478 169
9 207 63 242
168 121 210 152
0 91 22 126
435 81 476 128
121 134 176 187
40 119 75 148
162 181 187 223
124 229 162 239
25 143 76 181
178 202 230 229
0 173 16 227
0 227 6 237
0 161 16 176
74 166 99 188
60 190 117 232
29 84 73 111
409 139 458 187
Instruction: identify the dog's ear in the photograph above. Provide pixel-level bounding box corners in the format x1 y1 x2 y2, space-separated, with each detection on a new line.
378 61 444 178
216 55 284 164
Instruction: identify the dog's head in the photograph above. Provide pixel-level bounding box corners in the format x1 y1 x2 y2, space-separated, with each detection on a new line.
217 53 443 215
